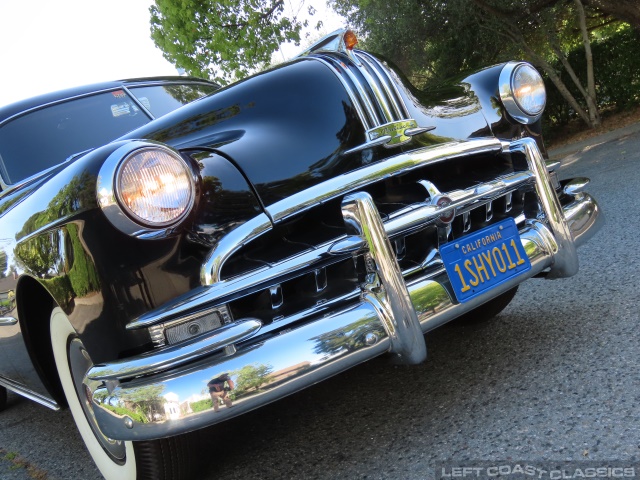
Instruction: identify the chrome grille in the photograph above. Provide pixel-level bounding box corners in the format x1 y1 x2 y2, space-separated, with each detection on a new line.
312 50 411 130
219 147 535 331
223 187 529 332
132 140 549 345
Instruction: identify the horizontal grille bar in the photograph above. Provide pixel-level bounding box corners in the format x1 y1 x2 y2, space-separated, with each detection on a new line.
128 150 532 329
268 138 503 223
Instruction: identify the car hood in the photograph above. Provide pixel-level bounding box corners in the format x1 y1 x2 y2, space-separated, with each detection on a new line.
120 56 494 209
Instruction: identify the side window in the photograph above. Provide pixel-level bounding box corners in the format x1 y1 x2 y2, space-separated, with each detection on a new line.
0 90 151 185
128 84 218 118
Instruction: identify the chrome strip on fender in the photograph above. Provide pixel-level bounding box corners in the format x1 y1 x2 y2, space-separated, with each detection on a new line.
0 377 60 411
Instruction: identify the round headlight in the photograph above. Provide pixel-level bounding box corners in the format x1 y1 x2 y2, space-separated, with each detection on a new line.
512 64 546 115
499 62 546 124
116 147 195 227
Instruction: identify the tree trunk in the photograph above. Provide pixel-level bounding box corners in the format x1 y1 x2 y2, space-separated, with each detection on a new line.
574 0 600 126
546 23 600 127
521 42 595 127
471 0 600 128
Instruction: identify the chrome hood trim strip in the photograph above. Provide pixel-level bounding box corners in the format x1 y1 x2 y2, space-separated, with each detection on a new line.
268 138 503 223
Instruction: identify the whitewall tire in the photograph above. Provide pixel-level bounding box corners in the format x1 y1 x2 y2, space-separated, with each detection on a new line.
50 307 137 480
50 307 207 480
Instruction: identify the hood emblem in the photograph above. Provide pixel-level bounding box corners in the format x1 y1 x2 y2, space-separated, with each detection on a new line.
344 119 435 155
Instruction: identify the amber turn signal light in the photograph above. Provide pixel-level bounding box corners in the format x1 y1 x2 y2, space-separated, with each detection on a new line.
344 30 358 50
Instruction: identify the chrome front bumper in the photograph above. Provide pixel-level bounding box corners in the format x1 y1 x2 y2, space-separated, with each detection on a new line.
87 138 603 441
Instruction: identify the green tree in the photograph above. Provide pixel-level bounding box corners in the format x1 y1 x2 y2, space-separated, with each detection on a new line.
231 363 273 396
119 384 167 422
333 0 632 128
150 0 308 84
331 0 510 83
581 0 640 30
469 0 603 127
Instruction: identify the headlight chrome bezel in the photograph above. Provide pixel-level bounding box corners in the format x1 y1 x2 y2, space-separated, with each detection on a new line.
97 141 197 239
499 62 546 124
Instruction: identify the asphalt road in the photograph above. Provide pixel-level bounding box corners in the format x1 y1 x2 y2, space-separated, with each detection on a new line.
1 129 638 480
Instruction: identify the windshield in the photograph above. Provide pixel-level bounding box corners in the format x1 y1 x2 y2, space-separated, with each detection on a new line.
0 90 151 185
129 83 218 118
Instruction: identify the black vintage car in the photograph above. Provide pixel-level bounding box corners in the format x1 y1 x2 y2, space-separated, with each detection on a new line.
0 30 602 479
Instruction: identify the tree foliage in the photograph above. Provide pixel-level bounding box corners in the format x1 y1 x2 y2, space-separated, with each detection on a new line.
581 0 640 30
333 0 636 128
330 0 518 83
230 363 273 396
150 0 306 84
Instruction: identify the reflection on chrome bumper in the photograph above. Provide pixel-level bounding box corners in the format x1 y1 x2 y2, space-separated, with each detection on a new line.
85 140 603 440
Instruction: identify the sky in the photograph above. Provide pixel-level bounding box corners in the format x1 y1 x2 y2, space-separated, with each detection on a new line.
0 0 345 107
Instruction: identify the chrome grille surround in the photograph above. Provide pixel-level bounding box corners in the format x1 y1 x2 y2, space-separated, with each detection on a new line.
130 138 573 335
90 137 602 442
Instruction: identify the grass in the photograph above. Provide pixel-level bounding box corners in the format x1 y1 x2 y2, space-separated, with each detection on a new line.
0 448 48 480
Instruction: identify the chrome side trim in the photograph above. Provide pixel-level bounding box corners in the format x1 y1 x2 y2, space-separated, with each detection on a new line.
268 138 503 223
0 377 60 411
342 192 426 364
510 138 579 278
90 319 263 382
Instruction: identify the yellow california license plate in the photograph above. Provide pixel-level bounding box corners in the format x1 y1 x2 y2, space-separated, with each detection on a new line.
441 218 531 302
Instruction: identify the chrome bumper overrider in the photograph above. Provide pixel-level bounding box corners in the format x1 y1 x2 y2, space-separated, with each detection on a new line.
87 138 603 441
